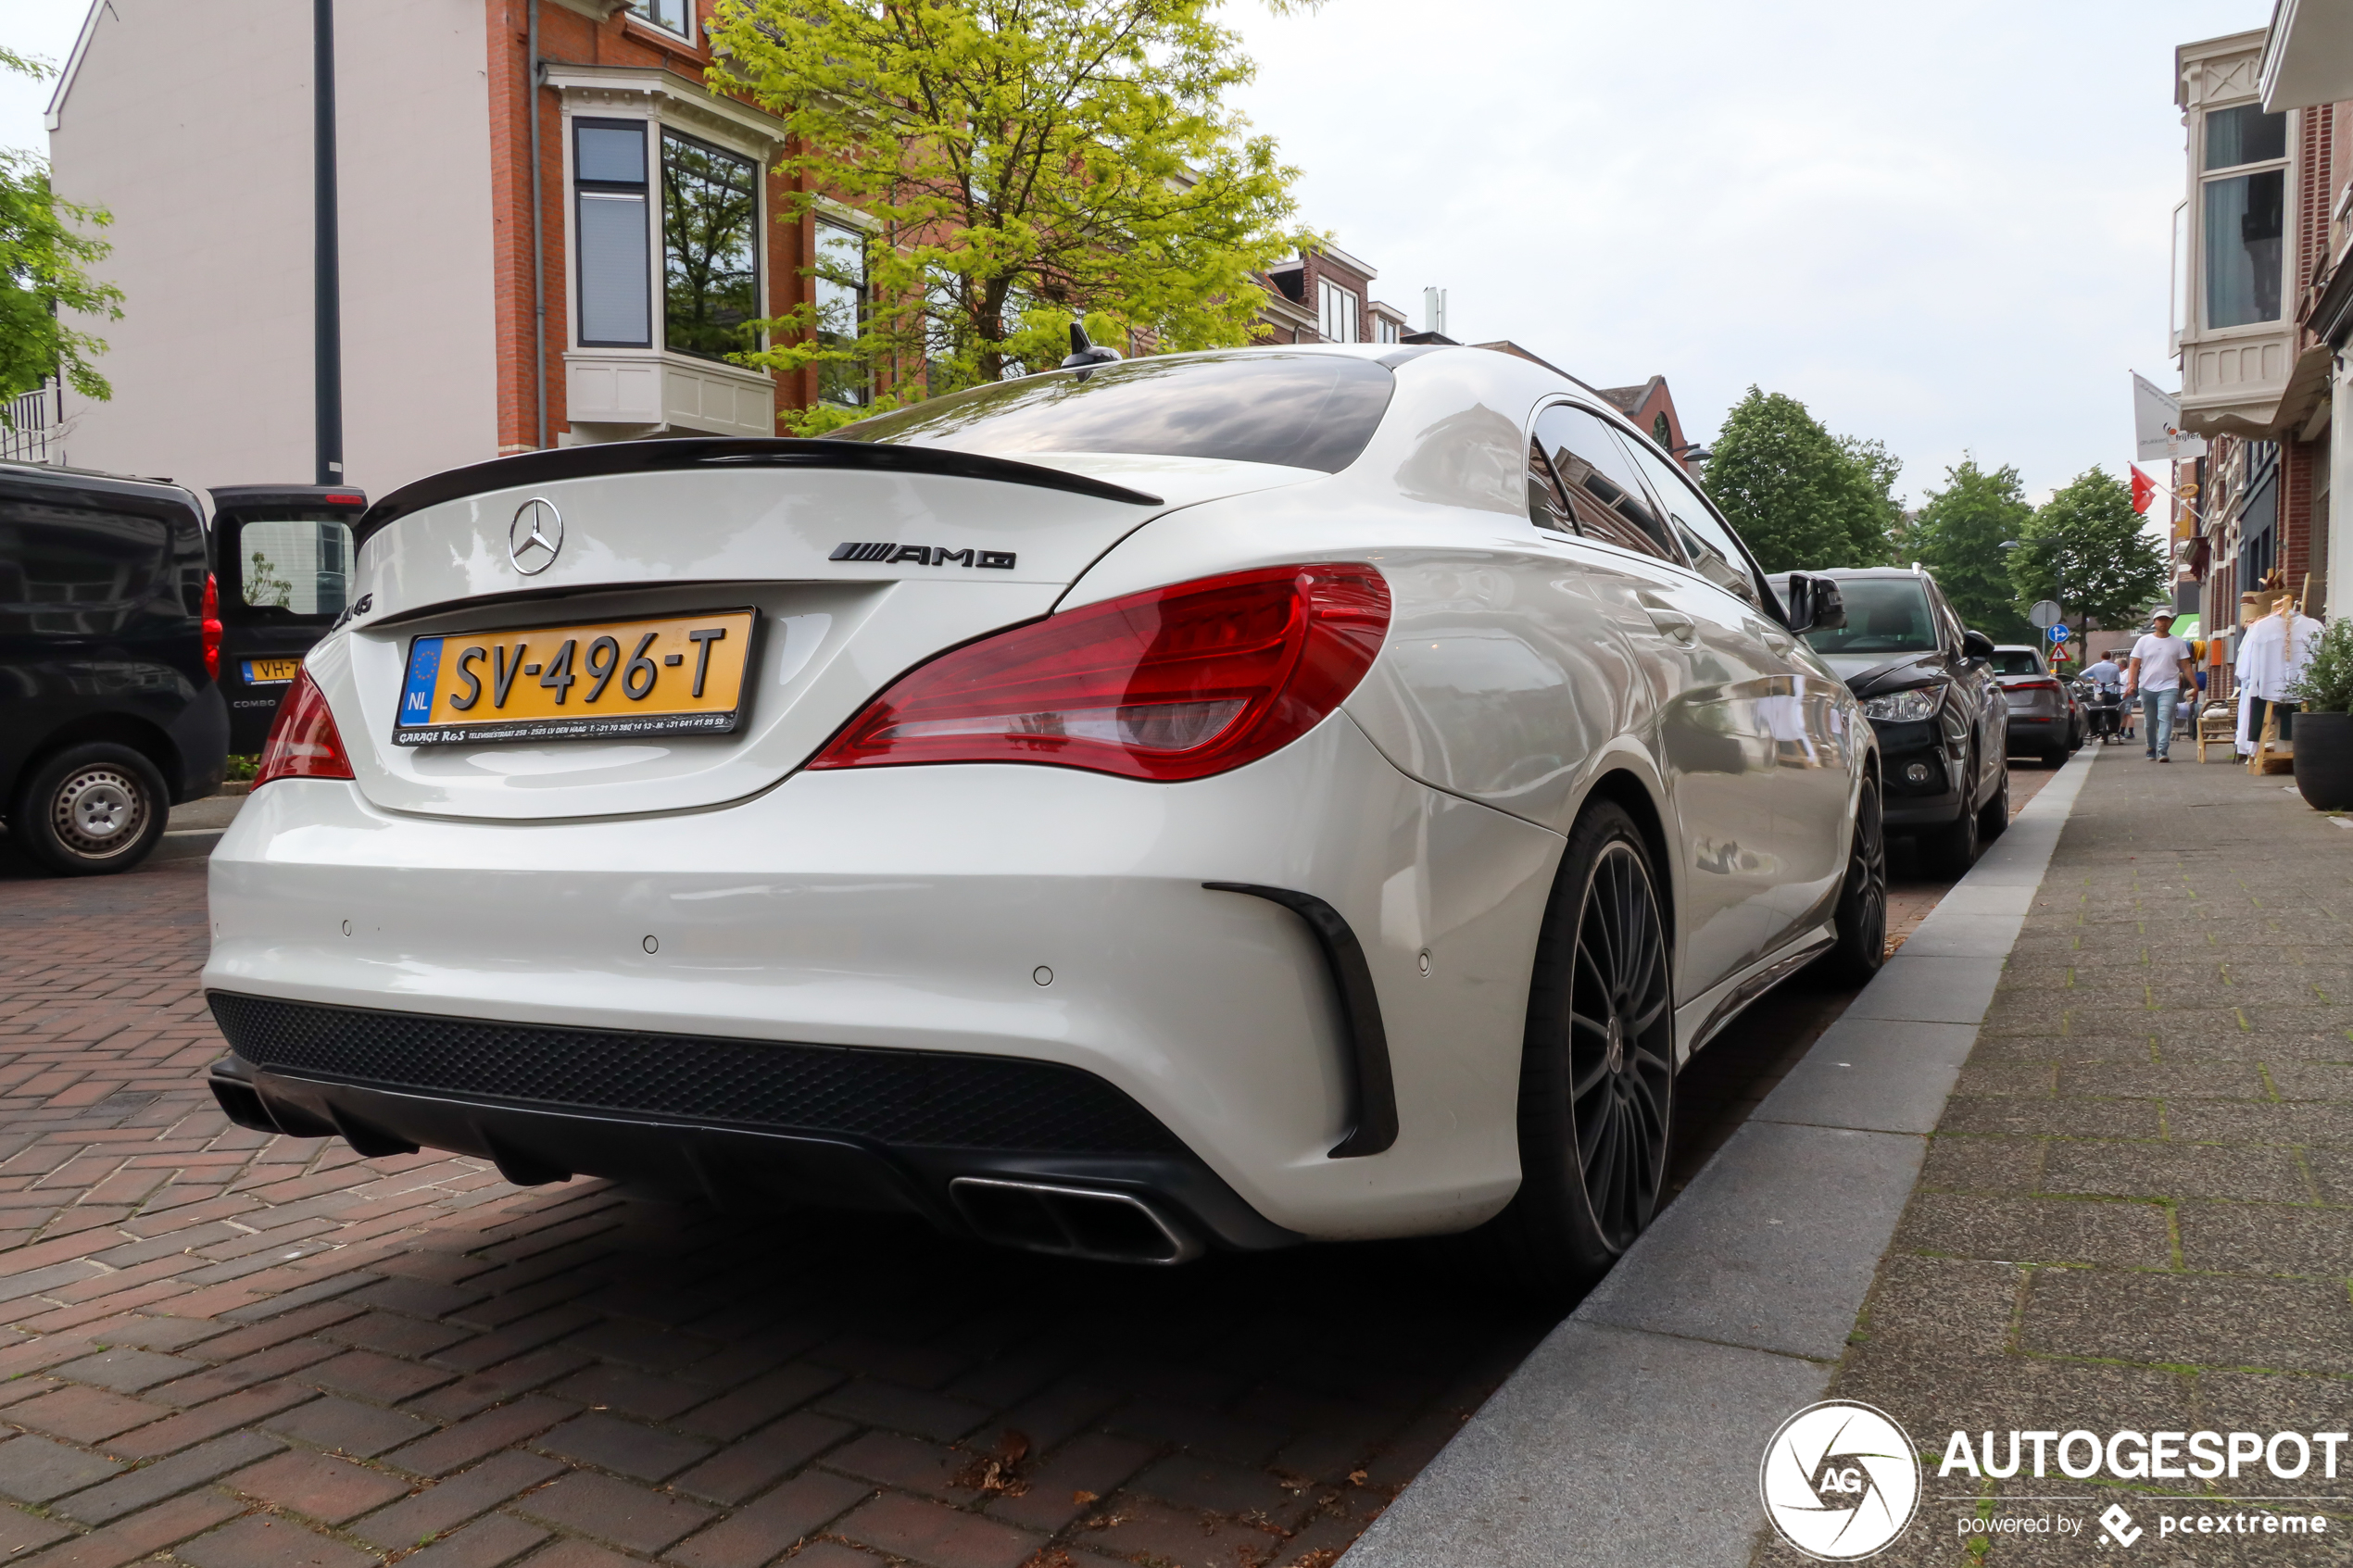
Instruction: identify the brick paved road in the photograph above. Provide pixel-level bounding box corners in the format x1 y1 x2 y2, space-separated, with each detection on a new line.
0 742 2049 1568
0 849 1549 1568
1768 752 2353 1565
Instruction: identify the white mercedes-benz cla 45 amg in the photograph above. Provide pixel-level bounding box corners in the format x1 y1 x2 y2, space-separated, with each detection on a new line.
205 344 1883 1294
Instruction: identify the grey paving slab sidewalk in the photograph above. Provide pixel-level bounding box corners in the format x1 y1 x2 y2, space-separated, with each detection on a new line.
1348 752 2104 1568
1760 754 2353 1566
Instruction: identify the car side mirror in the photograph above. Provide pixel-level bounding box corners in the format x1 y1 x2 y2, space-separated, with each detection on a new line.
1781 573 1845 634
1961 629 1995 662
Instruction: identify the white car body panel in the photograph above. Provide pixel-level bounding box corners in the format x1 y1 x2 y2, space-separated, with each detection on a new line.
205 344 1869 1254
205 714 1560 1238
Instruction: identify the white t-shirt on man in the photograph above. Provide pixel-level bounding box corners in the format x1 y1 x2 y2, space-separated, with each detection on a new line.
2130 633 2193 692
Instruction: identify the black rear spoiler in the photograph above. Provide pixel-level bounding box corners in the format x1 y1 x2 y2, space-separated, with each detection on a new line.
355 438 1164 549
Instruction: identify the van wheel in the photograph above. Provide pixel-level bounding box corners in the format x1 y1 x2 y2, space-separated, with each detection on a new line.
10 744 170 876
1812 779 1885 988
1484 800 1675 1303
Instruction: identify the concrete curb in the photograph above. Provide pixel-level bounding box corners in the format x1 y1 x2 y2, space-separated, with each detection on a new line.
1340 749 2099 1568
154 828 223 861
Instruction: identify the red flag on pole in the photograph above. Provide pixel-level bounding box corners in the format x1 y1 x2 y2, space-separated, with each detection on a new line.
2130 465 2157 515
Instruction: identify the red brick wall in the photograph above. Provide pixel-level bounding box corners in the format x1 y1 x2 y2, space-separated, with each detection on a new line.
484 2 799 448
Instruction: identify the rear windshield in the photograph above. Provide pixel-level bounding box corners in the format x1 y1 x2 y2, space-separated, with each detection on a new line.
830 352 1395 473
1992 650 2045 676
227 514 354 621
1799 578 1939 657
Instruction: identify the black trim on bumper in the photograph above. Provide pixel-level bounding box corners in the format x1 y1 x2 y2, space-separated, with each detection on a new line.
1202 884 1398 1159
205 996 1300 1252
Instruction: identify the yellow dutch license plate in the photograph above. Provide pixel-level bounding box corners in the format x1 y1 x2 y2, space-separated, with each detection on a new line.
243 658 301 685
392 609 756 746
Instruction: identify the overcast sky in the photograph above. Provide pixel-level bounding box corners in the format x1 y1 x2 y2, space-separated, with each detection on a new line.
0 0 2272 507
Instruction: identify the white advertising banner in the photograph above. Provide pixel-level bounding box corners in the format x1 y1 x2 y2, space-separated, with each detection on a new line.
2133 372 2208 461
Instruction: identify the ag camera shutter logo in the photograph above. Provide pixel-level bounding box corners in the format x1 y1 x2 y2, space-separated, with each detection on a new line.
1760 1400 1922 1560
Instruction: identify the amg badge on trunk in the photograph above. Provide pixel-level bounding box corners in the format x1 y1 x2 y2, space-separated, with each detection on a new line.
830 542 1017 569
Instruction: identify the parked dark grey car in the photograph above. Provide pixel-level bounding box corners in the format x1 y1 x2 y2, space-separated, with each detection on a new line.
1769 566 2008 876
0 462 226 874
1991 644 2082 766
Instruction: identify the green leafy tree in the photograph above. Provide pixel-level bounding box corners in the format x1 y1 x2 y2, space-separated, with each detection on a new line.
709 0 1311 433
1703 387 1895 572
2008 468 2169 638
0 48 120 406
1908 458 2033 643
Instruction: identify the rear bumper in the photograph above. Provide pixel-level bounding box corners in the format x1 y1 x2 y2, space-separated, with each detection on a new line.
206 1010 1292 1256
202 716 1563 1242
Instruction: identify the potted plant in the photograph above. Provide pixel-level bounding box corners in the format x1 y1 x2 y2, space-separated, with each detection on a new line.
2290 617 2353 810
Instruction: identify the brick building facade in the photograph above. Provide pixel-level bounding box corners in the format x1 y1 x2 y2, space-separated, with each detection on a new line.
2170 26 2352 688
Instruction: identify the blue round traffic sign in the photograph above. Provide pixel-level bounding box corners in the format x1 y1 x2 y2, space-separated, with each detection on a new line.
2047 623 2070 644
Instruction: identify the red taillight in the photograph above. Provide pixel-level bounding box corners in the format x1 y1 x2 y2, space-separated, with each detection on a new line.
254 667 355 786
811 562 1392 781
201 573 222 680
2011 679 2059 692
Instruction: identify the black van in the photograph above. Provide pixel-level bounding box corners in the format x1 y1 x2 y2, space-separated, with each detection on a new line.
0 462 228 875
208 486 367 752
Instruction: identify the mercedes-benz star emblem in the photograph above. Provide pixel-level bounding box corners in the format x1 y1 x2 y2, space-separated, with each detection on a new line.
509 499 563 575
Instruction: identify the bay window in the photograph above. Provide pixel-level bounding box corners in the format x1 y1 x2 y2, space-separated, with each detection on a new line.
574 120 651 348
2201 102 2287 331
661 130 760 359
573 119 762 359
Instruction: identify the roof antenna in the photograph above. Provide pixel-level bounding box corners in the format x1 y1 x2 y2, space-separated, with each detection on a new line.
1062 319 1122 372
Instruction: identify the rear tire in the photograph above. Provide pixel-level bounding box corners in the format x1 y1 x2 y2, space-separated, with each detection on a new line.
1812 778 1886 988
1484 801 1675 1304
1977 764 2009 842
9 743 170 877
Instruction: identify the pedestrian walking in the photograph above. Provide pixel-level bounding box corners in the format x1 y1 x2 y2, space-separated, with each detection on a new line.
2123 611 2194 762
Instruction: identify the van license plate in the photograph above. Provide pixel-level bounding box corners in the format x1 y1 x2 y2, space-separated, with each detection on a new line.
392 609 756 746
243 658 301 685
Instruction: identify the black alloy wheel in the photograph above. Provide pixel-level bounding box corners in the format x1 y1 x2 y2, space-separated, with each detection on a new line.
1488 801 1675 1300
1814 778 1886 987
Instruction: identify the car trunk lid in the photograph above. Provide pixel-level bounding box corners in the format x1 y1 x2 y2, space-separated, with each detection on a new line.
322 441 1316 821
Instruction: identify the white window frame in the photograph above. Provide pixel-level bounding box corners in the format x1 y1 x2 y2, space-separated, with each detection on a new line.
630 0 696 40
1317 278 1361 344
560 93 772 363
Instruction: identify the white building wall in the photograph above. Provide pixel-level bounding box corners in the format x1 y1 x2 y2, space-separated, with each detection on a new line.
46 0 497 499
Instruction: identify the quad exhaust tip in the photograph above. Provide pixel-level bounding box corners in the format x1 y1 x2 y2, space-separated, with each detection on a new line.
949 1176 1202 1265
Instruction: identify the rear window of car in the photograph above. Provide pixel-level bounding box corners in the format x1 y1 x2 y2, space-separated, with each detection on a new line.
231 515 355 621
1992 650 2045 676
1797 578 1939 657
830 352 1395 473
